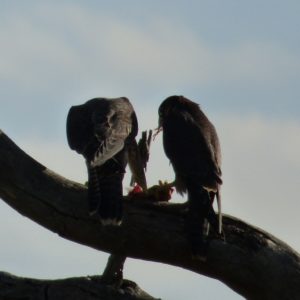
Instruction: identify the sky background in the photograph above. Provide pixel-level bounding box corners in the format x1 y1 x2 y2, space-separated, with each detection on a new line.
0 1 299 299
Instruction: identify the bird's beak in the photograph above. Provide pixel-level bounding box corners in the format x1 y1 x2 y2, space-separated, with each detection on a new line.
153 124 162 141
153 112 163 141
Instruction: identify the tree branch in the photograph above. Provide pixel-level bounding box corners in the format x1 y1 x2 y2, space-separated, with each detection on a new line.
0 271 159 300
0 130 300 299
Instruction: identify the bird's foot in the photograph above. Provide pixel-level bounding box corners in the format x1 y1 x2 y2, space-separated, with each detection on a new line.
217 229 226 242
146 180 174 202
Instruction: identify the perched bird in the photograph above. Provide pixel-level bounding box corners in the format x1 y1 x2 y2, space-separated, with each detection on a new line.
66 97 141 225
158 95 222 254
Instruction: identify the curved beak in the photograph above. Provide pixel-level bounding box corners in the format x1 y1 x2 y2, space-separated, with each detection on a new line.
153 121 163 141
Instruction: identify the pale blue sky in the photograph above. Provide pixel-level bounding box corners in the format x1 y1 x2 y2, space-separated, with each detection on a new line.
1 0 299 139
1 1 300 299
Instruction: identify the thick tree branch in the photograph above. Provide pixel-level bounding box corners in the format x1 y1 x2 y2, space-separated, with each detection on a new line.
0 130 300 299
0 271 159 300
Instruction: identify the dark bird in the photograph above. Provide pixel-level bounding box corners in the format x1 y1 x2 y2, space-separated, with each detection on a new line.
66 97 142 225
158 95 222 255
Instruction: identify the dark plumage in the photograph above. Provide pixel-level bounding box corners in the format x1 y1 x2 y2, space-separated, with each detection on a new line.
66 97 138 225
158 95 222 254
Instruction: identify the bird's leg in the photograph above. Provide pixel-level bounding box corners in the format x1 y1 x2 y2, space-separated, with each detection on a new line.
203 219 210 236
101 254 126 288
205 193 219 233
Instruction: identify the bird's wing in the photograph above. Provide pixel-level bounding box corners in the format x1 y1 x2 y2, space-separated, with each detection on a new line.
183 110 221 172
89 103 133 166
164 110 221 185
193 114 222 186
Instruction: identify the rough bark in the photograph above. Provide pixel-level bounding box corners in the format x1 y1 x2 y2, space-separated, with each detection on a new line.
0 271 159 300
0 130 300 300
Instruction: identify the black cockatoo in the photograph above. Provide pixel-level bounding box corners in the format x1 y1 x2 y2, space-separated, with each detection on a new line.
66 97 144 225
158 95 222 254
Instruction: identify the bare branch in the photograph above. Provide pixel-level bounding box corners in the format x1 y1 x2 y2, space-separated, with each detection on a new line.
1 130 300 299
0 271 159 300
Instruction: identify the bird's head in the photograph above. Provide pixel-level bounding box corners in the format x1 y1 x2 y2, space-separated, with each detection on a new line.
154 96 187 139
158 95 179 127
158 95 199 125
153 95 200 140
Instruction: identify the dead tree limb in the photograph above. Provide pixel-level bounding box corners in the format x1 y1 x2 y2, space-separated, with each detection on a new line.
0 271 159 300
0 130 300 300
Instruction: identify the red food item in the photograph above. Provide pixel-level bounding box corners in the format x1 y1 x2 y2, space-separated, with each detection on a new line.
128 184 143 196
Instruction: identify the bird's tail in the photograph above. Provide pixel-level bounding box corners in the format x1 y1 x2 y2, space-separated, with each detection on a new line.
87 166 123 225
185 182 223 257
185 183 210 257
216 189 222 234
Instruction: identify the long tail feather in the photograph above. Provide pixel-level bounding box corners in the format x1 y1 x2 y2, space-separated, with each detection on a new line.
216 190 222 234
87 165 124 225
97 173 123 225
87 166 101 215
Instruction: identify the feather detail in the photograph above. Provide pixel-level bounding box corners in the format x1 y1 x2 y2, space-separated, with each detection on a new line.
159 95 223 251
90 137 125 167
67 97 138 226
216 190 222 234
